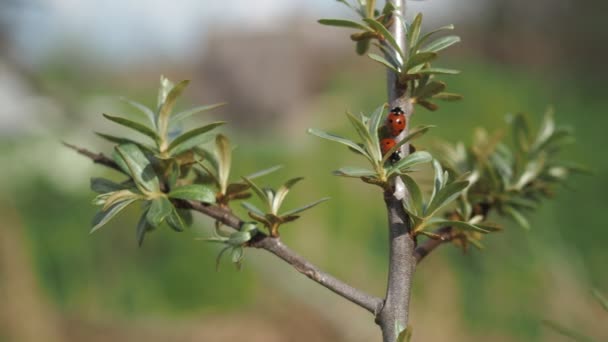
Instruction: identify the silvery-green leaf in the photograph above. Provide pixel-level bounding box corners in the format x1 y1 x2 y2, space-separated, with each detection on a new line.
115 143 160 193
318 18 372 31
157 80 190 140
333 167 377 178
90 178 124 194
381 125 434 164
281 197 330 217
120 97 156 127
272 177 304 214
419 35 460 53
363 18 405 61
91 198 137 233
368 53 400 73
215 134 232 194
388 151 433 175
167 122 225 156
170 102 227 124
103 113 158 142
307 128 371 162
425 180 469 217
146 197 173 228
136 210 153 246
168 184 216 203
245 165 283 179
400 174 423 216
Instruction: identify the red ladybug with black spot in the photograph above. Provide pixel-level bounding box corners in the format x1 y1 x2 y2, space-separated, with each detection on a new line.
380 138 401 163
386 107 406 137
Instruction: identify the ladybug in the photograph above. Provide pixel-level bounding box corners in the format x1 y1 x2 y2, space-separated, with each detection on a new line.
380 138 396 155
386 107 406 137
380 138 401 163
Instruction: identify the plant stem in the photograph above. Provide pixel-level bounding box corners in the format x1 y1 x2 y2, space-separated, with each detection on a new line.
376 1 417 341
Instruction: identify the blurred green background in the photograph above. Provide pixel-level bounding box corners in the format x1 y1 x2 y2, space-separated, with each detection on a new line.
1 1 606 341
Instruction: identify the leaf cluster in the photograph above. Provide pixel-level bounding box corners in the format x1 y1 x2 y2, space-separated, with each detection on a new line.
319 3 462 111
89 76 284 247
308 104 433 188
433 108 585 250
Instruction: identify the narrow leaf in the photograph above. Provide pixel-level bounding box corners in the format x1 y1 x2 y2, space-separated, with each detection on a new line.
592 289 608 312
346 111 379 162
333 167 377 178
90 178 124 194
425 180 469 216
157 80 190 140
115 143 160 193
281 197 330 216
246 165 283 179
400 174 423 216
414 24 455 51
318 18 372 31
167 121 226 156
407 13 423 51
416 67 461 75
168 184 216 203
388 151 433 174
420 35 461 53
363 18 405 61
405 52 438 71
503 206 530 230
91 198 137 233
433 92 463 101
146 197 173 227
368 53 400 73
171 102 226 124
415 81 446 100
215 134 232 194
272 177 304 214
307 128 371 161
103 114 158 141
120 97 155 127
241 177 268 203
242 201 266 217
136 210 153 246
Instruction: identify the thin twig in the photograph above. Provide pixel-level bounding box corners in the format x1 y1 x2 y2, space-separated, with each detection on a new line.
414 226 453 263
67 144 383 315
62 142 124 174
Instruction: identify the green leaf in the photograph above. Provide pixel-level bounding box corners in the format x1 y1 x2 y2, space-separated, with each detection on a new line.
503 206 530 230
136 210 153 246
381 125 434 164
368 104 386 153
416 67 461 75
241 177 268 203
406 13 423 51
102 113 158 141
368 53 400 73
426 218 490 233
245 165 283 179
157 75 174 109
167 121 226 156
146 197 173 227
512 113 531 153
115 143 160 193
400 174 423 216
363 18 405 61
90 178 124 194
365 0 375 18
514 157 545 190
531 107 555 152
425 180 469 217
281 197 330 216
158 80 190 140
242 201 266 217
272 177 304 214
168 184 216 203
420 35 460 53
215 134 232 194
388 151 433 174
592 289 608 312
166 208 189 232
95 132 155 153
170 102 226 124
91 198 137 233
432 92 463 101
120 97 156 127
415 81 446 100
333 167 377 178
318 18 372 31
307 128 371 161
231 247 244 266
346 111 379 162
414 24 455 51
405 52 438 71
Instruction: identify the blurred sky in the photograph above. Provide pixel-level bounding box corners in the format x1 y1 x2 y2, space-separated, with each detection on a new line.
3 0 484 67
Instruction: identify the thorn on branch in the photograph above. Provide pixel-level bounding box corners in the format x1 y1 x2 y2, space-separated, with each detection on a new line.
62 141 124 173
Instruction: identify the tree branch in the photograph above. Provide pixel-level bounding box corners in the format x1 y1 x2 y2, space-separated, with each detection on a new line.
62 142 124 174
376 1 417 341
414 226 453 263
67 144 383 315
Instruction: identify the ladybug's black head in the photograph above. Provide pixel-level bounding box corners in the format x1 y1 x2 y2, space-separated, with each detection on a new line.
391 107 404 114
